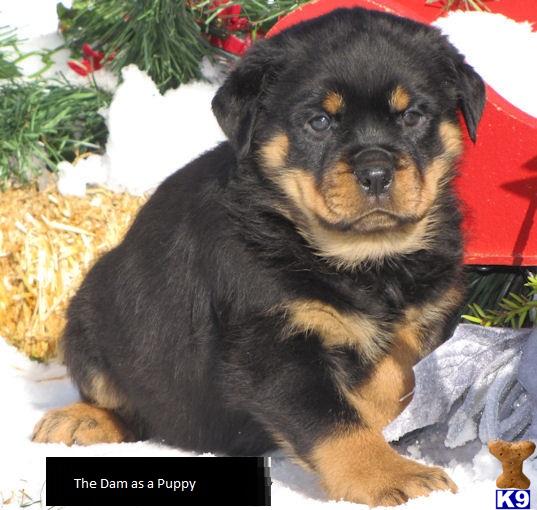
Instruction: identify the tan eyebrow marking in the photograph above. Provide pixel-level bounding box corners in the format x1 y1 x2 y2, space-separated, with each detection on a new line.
323 91 345 115
390 85 410 112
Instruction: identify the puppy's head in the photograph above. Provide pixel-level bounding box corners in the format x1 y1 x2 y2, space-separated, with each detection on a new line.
213 8 485 265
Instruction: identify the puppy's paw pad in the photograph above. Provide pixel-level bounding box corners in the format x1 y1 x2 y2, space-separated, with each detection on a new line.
32 402 132 445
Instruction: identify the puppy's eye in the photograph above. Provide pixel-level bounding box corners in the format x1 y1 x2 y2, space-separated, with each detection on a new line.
309 114 332 132
402 110 424 127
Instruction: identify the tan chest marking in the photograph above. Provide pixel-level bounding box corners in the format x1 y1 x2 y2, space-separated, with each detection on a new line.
342 329 419 429
402 283 465 353
282 299 387 362
342 283 465 429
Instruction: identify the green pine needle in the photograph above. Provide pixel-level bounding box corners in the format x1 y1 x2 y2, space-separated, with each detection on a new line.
463 268 537 328
59 1 313 92
192 1 311 33
60 0 211 93
0 25 22 79
0 79 111 186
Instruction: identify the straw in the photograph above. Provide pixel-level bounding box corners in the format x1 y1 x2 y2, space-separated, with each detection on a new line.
0 185 146 360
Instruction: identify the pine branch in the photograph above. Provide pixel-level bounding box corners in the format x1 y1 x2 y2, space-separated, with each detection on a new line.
0 79 111 186
59 1 312 90
60 0 210 92
192 1 310 33
462 270 537 327
0 26 21 79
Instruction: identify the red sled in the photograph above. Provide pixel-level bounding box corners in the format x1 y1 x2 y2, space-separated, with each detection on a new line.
268 0 537 266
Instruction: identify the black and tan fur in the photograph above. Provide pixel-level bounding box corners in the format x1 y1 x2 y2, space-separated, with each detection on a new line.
32 8 485 507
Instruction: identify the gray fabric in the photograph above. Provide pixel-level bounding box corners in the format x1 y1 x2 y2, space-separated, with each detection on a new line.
518 328 537 441
384 325 536 447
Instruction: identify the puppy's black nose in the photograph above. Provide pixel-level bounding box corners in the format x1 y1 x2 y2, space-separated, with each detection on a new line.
352 149 394 196
357 166 393 195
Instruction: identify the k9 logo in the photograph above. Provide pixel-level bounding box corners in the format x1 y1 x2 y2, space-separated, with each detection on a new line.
496 490 531 509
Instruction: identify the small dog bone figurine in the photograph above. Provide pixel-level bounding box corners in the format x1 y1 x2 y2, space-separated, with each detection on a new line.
488 439 536 489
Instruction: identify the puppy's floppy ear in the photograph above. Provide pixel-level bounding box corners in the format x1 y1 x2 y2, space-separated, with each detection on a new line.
455 60 486 143
439 33 486 143
212 41 282 158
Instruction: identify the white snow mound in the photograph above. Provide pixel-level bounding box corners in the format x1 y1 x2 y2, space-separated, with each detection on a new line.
58 65 225 196
435 11 537 118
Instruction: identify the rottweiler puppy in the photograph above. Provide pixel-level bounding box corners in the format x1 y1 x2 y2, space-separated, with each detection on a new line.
33 7 485 507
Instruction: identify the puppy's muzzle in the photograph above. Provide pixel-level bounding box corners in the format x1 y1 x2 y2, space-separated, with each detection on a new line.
352 148 395 197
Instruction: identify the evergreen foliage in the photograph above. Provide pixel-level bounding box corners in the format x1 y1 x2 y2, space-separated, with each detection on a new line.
0 80 111 185
0 26 21 79
58 1 311 92
464 268 537 327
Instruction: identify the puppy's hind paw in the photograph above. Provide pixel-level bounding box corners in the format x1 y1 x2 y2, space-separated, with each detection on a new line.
32 402 133 446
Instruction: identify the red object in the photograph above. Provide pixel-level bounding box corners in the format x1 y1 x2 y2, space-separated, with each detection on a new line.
268 0 537 266
68 59 90 77
68 43 108 76
211 33 252 55
209 1 253 55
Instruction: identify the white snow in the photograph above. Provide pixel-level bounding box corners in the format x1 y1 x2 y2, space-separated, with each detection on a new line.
1 336 536 509
57 156 105 197
100 65 224 195
0 1 72 39
434 11 537 118
56 65 225 196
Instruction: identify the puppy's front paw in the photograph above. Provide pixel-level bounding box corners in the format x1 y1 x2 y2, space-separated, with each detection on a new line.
369 460 457 507
32 402 133 445
314 429 457 507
